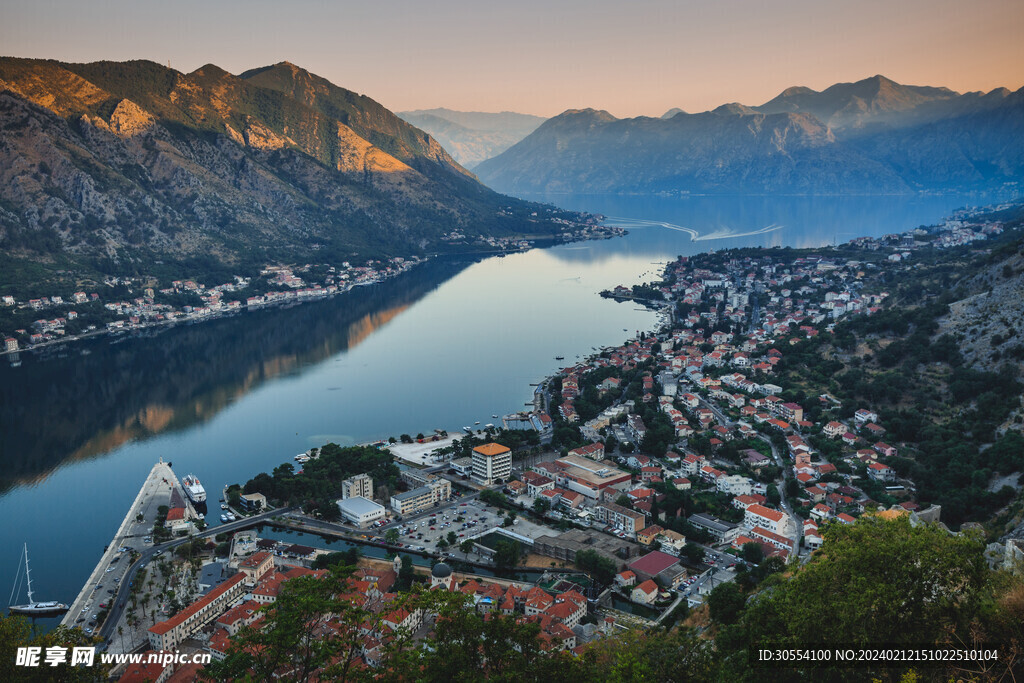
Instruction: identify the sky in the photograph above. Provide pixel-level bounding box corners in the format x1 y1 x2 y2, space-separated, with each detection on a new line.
2 0 1022 118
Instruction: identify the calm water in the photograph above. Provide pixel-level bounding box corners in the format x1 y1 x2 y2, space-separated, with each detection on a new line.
0 193 991 623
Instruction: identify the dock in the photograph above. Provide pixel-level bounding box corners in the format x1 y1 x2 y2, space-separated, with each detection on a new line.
60 459 195 632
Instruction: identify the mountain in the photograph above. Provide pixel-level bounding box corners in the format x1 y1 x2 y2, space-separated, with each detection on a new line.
475 76 1024 196
398 108 545 168
756 75 961 132
660 108 686 119
474 107 908 195
0 59 579 290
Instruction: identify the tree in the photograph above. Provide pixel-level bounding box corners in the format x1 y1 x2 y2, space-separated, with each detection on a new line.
740 541 764 564
707 582 746 625
205 569 394 682
385 528 400 545
459 539 475 554
682 543 705 563
532 498 550 515
493 540 522 572
734 516 1000 679
447 531 457 545
400 434 413 443
396 555 416 592
0 615 112 682
575 549 617 586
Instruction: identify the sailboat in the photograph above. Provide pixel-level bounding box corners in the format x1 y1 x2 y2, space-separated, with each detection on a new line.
8 544 68 616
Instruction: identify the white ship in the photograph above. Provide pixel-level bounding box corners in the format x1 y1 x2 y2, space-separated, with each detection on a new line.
8 544 68 616
182 474 207 504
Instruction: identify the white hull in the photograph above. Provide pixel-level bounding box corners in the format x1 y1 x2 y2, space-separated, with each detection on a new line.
183 474 207 503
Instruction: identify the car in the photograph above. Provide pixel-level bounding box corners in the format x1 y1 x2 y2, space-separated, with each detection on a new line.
99 603 108 609
84 627 93 635
106 589 114 594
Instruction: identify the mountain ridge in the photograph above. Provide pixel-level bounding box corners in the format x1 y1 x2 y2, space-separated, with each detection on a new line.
0 58 585 291
476 75 1024 196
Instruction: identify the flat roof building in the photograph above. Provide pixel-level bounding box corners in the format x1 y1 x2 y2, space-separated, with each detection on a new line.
337 496 387 528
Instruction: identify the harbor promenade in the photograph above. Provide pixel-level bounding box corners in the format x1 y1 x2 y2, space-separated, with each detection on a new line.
60 460 184 632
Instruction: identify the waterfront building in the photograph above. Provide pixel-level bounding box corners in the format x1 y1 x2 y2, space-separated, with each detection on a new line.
390 478 451 516
340 473 374 500
471 443 512 486
148 573 247 651
336 496 387 527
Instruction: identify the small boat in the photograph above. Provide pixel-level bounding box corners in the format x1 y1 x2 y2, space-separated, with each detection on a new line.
555 356 564 360
474 421 480 425
8 544 68 616
221 504 228 510
491 415 498 419
220 514 228 523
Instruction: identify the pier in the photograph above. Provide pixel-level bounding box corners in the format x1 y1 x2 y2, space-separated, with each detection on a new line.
60 460 194 633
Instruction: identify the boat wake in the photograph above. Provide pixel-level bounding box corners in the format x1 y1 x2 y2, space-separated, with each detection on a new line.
606 216 783 241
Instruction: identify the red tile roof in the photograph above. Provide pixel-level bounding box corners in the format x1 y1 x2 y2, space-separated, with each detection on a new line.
149 573 245 636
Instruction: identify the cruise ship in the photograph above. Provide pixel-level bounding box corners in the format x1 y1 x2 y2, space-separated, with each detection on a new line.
182 474 207 504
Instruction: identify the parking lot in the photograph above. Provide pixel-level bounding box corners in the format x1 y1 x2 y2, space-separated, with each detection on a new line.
390 498 541 558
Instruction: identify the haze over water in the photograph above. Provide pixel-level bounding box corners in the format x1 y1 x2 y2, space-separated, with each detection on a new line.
0 192 994 623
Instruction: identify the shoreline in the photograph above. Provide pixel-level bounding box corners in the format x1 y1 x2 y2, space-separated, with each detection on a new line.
0 229 622 360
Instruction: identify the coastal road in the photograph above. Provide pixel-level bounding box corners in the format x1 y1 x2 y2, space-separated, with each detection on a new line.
98 506 295 645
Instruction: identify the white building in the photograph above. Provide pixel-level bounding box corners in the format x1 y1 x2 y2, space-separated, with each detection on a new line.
336 496 387 527
340 473 374 500
471 443 512 485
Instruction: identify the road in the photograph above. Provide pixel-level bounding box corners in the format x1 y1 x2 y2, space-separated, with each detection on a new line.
98 506 294 645
692 390 802 557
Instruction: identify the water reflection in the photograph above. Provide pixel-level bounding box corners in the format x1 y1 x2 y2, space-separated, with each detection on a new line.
0 258 473 492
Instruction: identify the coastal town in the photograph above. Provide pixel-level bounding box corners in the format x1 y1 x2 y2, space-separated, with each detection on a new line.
47 201 1024 681
0 220 625 358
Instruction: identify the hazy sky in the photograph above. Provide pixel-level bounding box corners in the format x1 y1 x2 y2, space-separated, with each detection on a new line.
2 0 1022 118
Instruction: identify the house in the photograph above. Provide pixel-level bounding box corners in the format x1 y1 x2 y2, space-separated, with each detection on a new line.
823 421 847 439
656 529 687 555
568 443 605 460
873 442 897 458
637 525 664 545
867 462 895 482
732 494 766 510
744 504 791 536
615 570 637 588
854 409 878 425
631 579 659 605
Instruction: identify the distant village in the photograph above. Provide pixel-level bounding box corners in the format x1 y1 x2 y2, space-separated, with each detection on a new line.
1 220 626 357
0 257 420 354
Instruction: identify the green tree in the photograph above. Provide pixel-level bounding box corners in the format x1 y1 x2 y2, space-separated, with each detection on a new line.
707 582 746 625
0 616 112 682
385 528 400 545
740 542 764 564
447 531 457 545
682 543 705 563
205 569 397 682
493 540 522 572
575 549 617 586
733 516 997 679
532 498 550 515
